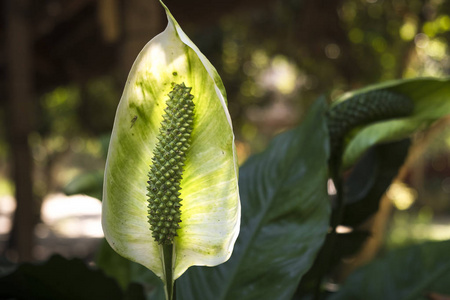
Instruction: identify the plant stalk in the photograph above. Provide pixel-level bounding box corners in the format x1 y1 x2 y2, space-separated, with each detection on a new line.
313 151 344 300
162 243 175 300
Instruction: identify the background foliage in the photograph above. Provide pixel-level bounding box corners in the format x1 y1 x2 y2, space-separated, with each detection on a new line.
1 0 450 299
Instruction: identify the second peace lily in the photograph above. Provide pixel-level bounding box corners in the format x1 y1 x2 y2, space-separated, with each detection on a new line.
101 1 241 299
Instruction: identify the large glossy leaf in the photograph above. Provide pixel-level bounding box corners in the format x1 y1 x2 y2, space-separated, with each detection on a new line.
296 140 410 296
330 240 450 300
0 255 131 300
176 97 330 300
102 0 239 287
337 139 410 227
296 230 370 296
338 78 450 169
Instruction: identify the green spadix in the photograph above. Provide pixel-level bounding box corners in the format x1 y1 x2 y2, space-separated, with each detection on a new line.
102 2 240 299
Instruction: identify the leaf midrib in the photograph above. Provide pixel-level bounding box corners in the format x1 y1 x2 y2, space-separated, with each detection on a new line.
219 129 308 300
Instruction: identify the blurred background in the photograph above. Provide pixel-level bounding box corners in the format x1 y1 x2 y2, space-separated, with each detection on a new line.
1 0 450 276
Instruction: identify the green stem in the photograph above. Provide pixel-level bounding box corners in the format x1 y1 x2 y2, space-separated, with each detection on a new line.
330 167 344 231
162 244 175 300
313 152 344 300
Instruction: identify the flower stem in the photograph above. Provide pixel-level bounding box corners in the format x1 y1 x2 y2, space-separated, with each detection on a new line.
162 244 175 300
313 151 344 300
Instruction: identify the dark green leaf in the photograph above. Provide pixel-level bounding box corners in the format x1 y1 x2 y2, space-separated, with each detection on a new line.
336 139 410 227
297 230 370 295
124 282 147 300
0 254 127 300
329 240 450 300
96 239 163 298
176 97 331 300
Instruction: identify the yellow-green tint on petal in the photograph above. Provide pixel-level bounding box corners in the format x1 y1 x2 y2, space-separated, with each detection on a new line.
102 2 239 283
159 0 229 116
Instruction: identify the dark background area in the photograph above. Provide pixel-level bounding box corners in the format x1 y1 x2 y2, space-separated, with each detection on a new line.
1 0 450 279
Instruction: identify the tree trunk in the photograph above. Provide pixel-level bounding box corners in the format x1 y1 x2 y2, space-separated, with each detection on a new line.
6 0 36 262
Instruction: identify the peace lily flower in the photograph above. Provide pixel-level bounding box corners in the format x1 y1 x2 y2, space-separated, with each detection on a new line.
101 1 240 299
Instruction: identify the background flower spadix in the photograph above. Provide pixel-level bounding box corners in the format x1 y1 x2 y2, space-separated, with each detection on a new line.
102 2 240 281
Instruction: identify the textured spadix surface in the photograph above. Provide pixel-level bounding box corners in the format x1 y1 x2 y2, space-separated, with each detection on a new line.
102 2 240 281
333 78 450 169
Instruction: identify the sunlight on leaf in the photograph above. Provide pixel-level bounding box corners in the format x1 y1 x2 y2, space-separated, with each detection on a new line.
102 1 240 297
335 78 450 169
